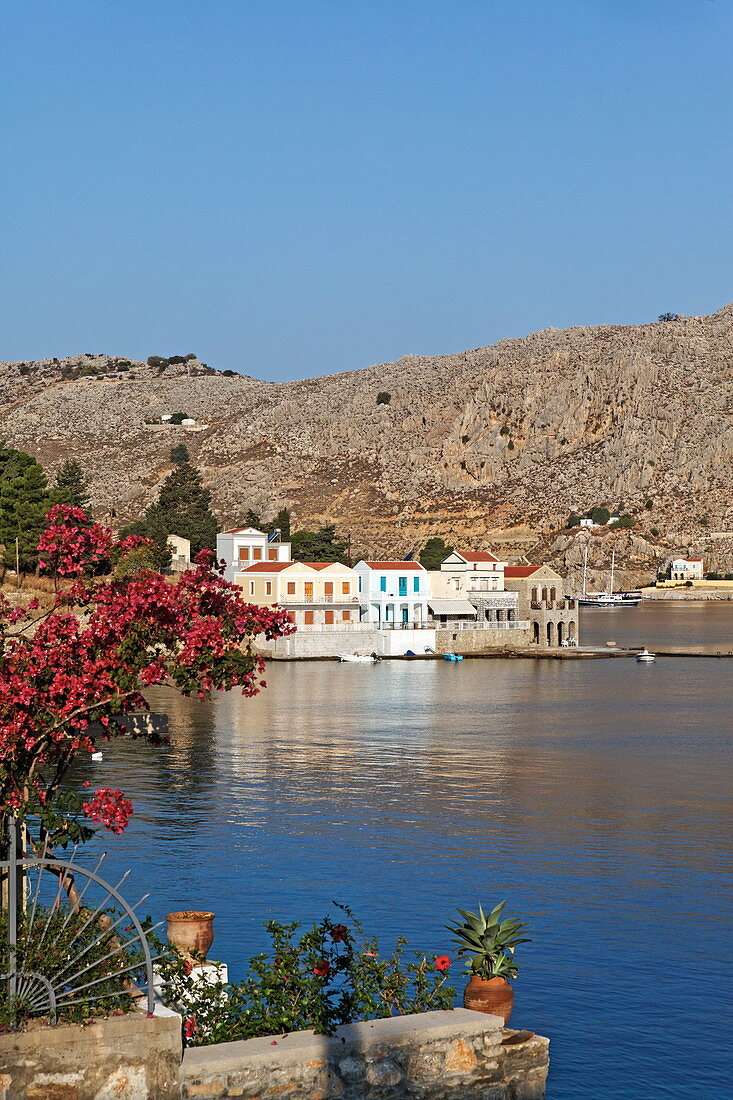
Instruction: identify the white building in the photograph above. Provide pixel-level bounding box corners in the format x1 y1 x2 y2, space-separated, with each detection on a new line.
216 527 291 583
353 561 430 627
166 534 191 572
670 557 703 581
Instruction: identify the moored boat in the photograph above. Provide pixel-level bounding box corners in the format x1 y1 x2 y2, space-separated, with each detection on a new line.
636 648 656 662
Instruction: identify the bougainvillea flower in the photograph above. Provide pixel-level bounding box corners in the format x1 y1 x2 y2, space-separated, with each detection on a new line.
330 924 349 943
312 960 332 977
435 955 452 971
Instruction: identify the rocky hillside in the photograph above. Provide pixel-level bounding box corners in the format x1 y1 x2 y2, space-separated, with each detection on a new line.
1 306 732 584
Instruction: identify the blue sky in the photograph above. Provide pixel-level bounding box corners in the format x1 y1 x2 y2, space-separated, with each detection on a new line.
1 0 731 380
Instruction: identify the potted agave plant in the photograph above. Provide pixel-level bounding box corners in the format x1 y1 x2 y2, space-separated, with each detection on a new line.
446 901 530 1024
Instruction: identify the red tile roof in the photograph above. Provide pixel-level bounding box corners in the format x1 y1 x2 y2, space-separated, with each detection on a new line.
238 561 294 573
455 550 500 563
504 565 542 578
237 560 346 574
362 561 425 570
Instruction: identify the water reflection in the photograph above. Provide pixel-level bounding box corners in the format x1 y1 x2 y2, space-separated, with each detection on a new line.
73 633 733 1099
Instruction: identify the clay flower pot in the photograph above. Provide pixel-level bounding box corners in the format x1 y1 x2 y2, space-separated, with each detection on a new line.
463 974 514 1024
166 910 215 963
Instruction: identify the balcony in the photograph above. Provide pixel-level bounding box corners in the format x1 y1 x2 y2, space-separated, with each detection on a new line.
434 620 531 631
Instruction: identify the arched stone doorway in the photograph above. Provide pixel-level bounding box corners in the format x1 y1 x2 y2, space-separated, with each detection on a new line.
542 586 549 602
557 621 564 645
568 619 576 642
546 620 555 646
550 586 557 603
533 621 540 644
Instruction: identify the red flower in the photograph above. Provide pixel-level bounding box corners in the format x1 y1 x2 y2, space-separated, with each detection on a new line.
183 1017 196 1039
312 960 331 978
435 955 451 971
330 924 348 943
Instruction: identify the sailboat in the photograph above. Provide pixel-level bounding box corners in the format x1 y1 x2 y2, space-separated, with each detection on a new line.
579 547 642 608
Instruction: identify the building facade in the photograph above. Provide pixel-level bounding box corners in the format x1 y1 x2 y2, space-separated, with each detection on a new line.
669 557 703 581
216 527 291 583
353 561 430 626
235 560 360 629
428 550 523 632
503 564 578 646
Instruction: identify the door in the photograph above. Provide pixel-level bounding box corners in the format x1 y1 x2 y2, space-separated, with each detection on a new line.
304 581 314 602
402 606 409 624
324 582 333 602
324 610 334 625
398 576 407 597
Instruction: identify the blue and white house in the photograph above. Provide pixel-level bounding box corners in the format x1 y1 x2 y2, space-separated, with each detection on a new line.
353 561 430 626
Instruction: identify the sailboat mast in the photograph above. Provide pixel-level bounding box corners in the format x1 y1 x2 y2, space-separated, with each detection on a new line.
609 550 615 596
583 543 588 597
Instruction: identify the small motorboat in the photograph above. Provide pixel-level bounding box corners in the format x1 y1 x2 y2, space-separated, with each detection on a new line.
337 652 382 663
636 649 656 663
91 750 104 761
443 653 464 662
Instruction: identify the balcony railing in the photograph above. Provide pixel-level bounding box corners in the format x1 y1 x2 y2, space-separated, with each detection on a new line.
434 620 531 631
530 600 576 611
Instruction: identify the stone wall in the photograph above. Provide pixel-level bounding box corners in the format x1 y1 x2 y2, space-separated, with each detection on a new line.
181 1009 549 1100
435 628 532 653
257 629 437 659
0 1010 182 1100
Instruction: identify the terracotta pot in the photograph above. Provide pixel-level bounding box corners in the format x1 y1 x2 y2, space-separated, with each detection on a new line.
463 974 514 1024
166 910 215 962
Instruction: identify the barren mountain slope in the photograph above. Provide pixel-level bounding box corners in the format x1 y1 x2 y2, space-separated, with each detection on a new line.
1 306 732 564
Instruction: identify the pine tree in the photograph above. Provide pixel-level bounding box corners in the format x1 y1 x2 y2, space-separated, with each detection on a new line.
120 463 218 558
419 536 454 570
0 445 51 571
169 444 190 466
51 458 91 510
290 525 348 564
270 507 291 540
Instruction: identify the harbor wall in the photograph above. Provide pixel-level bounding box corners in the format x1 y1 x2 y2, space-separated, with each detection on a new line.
182 1009 549 1100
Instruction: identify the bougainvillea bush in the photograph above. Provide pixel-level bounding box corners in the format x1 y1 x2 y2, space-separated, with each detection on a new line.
157 906 455 1047
0 504 293 847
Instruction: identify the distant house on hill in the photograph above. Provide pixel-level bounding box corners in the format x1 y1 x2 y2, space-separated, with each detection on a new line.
670 557 703 581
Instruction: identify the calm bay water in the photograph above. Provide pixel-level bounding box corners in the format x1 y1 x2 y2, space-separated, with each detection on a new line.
75 603 733 1098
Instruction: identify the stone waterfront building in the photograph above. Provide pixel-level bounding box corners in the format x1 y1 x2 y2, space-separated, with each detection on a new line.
504 564 578 646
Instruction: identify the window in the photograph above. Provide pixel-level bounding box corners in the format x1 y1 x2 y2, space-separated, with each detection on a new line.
342 610 351 621
324 610 334 624
358 576 362 592
249 581 255 595
265 581 272 595
342 582 350 595
267 548 277 560
413 576 420 593
238 547 250 560
252 547 262 560
380 576 387 593
398 576 407 597
304 610 314 625
287 581 296 595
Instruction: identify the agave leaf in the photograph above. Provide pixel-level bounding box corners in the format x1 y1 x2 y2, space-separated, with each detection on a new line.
488 901 506 923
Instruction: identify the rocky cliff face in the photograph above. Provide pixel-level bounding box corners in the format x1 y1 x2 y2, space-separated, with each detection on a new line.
1 306 732 580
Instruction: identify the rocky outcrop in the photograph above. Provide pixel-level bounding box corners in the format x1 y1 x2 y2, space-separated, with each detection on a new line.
1 306 732 575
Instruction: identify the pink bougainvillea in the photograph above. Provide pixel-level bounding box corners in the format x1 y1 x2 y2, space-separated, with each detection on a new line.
0 506 294 838
82 788 134 834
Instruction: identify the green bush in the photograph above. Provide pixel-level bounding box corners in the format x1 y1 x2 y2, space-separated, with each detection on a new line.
376 391 391 405
588 505 610 525
499 425 510 436
645 499 654 510
158 907 455 1048
650 528 660 537
566 513 581 528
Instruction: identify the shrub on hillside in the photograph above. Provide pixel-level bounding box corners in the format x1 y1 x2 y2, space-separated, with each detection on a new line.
376 391 391 405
